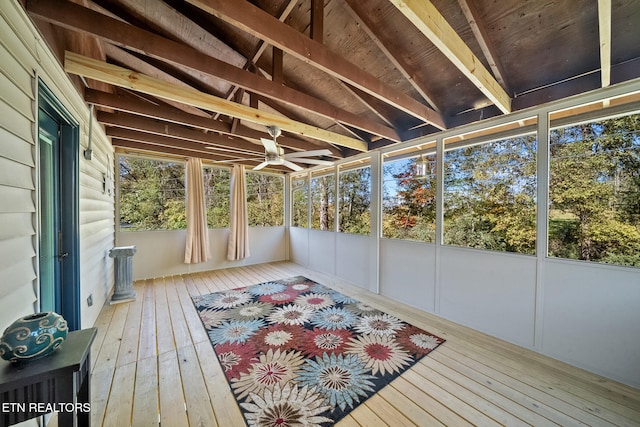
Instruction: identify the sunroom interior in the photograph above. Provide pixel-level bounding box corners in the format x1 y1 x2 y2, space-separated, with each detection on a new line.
2 0 640 425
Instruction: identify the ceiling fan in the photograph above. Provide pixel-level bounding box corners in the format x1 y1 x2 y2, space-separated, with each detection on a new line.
254 126 334 172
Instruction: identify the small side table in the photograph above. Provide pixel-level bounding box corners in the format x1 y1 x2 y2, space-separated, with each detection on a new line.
0 327 97 427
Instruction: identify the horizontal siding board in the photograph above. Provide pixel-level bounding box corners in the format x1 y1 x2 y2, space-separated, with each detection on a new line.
0 126 34 166
0 71 33 121
0 41 33 96
0 156 35 189
0 259 36 298
0 97 33 143
0 9 38 74
0 186 35 213
0 235 36 269
0 213 34 240
0 284 37 330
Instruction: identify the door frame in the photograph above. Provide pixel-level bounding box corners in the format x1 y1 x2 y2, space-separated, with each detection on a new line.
38 80 81 331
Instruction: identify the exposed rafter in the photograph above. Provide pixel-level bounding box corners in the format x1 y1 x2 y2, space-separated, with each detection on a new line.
185 0 446 130
84 89 343 156
343 0 441 112
64 51 369 151
26 0 400 142
597 0 611 88
98 111 264 155
388 0 512 114
456 0 510 93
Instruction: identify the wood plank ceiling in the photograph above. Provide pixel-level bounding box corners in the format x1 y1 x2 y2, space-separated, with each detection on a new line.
23 0 640 172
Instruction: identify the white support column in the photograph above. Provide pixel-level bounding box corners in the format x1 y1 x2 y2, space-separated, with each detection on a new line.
434 136 445 314
534 111 551 350
369 151 382 294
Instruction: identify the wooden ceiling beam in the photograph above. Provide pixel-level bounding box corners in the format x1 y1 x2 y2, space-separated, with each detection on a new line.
26 0 399 142
218 0 298 117
65 51 368 151
85 88 343 156
456 0 510 93
112 138 233 162
111 139 291 172
107 128 243 159
113 138 290 171
185 0 446 130
310 0 324 42
598 0 611 88
97 111 263 155
343 0 441 112
103 43 212 118
388 0 512 114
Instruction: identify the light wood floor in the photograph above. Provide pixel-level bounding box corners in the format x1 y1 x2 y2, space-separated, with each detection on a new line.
85 262 640 426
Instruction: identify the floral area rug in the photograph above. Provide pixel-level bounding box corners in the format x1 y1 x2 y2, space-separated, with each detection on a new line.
192 276 445 426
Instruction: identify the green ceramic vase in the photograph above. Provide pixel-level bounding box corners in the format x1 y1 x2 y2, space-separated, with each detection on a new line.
0 312 68 362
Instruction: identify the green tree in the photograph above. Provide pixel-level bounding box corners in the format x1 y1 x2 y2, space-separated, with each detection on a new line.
443 135 537 254
119 157 185 230
338 167 371 235
292 177 308 228
203 167 230 228
382 157 436 242
247 172 284 226
549 114 640 265
311 174 335 230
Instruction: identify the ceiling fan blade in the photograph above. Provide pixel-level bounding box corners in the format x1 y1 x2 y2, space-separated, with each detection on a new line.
260 137 279 155
282 160 304 172
285 158 334 166
285 149 333 158
253 161 269 171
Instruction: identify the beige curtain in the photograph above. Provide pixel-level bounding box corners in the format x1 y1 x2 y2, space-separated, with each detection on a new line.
227 164 250 260
184 157 211 264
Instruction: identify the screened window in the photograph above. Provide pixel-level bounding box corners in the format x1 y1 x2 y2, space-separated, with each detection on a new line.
247 172 284 226
203 166 230 228
311 172 335 231
119 156 186 231
292 177 308 228
549 112 640 266
382 155 436 242
338 166 371 235
443 135 537 254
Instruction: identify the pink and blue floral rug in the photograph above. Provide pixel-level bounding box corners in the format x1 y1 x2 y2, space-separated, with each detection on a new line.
192 276 445 426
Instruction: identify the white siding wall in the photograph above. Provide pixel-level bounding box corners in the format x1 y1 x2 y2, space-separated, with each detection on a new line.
0 1 114 331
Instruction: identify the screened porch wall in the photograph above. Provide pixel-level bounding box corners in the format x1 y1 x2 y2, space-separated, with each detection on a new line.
289 81 640 389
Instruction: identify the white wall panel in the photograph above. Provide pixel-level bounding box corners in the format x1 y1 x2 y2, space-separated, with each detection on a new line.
542 259 640 388
308 230 336 275
335 233 370 289
289 227 309 267
439 247 537 347
118 227 287 280
379 239 437 313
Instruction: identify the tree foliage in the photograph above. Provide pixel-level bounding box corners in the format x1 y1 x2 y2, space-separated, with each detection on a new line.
311 174 335 231
292 177 308 228
203 167 230 228
119 157 186 230
549 114 640 265
443 135 537 254
338 167 371 235
383 157 436 242
246 172 284 226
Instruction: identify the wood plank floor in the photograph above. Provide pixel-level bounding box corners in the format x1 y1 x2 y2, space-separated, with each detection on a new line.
86 262 640 426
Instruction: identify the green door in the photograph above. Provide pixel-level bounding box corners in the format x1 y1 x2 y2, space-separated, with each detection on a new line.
38 81 80 330
38 108 61 313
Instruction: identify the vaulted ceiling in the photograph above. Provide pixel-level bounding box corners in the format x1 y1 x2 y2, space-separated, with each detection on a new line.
23 0 640 172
